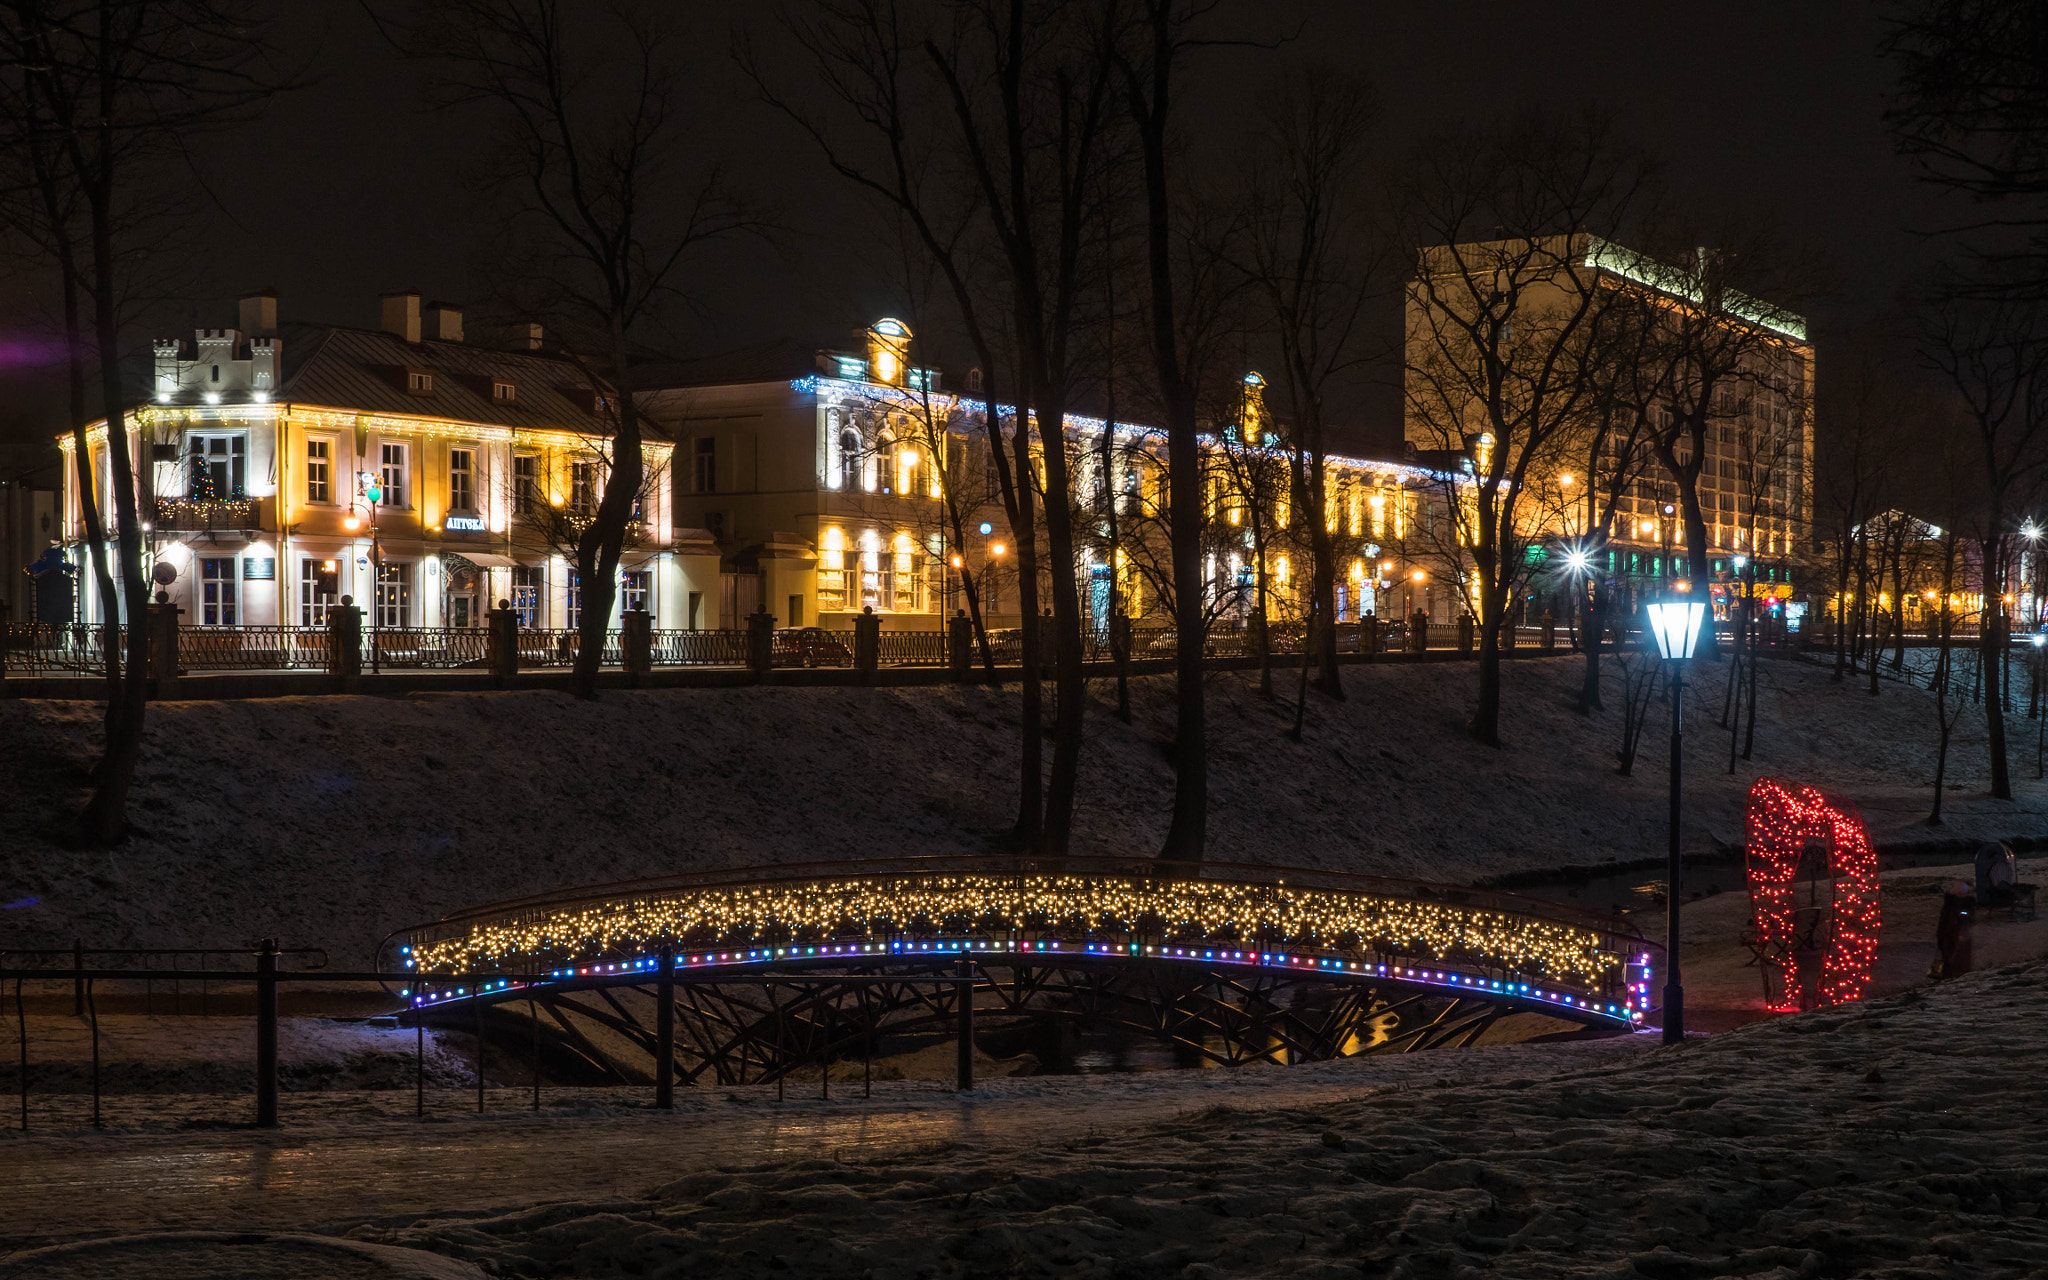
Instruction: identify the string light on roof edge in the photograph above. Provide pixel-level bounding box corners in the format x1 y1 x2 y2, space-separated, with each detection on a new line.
1745 778 1880 1012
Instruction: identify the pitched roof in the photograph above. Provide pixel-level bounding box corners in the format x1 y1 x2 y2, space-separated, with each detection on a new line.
271 324 653 437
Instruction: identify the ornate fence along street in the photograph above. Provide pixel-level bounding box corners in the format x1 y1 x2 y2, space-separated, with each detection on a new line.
386 857 1656 1086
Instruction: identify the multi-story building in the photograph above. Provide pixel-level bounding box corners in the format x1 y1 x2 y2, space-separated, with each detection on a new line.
644 319 1466 633
57 291 703 634
1406 237 1815 624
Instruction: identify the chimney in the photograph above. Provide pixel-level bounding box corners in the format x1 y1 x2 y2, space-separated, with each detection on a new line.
425 301 464 343
380 290 422 343
520 322 544 351
238 290 278 337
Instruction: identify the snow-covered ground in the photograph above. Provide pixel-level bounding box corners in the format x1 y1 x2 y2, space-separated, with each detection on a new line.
6 959 2045 1277
5 656 2046 967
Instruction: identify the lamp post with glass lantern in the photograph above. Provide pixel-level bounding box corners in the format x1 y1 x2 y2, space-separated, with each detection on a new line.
1645 589 1706 1043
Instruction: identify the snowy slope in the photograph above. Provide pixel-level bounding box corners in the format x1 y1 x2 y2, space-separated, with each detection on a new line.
3 655 2045 964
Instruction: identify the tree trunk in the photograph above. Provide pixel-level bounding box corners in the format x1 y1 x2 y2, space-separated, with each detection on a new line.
75 142 151 846
1579 573 1606 713
568 327 643 701
1033 395 1085 858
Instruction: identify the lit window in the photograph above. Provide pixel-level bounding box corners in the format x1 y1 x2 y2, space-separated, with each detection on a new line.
449 448 476 513
200 557 238 626
512 566 542 627
407 369 434 394
375 562 412 628
513 455 539 514
306 438 330 504
379 443 407 507
492 380 516 402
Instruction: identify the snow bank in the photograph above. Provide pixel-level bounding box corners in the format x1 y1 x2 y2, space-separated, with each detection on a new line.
331 957 2048 1279
4 656 2044 964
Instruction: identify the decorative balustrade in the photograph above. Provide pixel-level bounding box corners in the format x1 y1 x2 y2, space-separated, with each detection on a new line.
652 629 752 666
149 496 262 532
1 622 121 675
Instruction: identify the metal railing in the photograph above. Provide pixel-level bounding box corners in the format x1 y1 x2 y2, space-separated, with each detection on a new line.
149 496 261 532
367 627 494 670
178 625 329 671
654 628 752 666
1 622 120 675
875 630 949 666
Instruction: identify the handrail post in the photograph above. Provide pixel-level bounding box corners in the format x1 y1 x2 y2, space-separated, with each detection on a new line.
955 954 974 1092
654 944 675 1110
255 939 278 1128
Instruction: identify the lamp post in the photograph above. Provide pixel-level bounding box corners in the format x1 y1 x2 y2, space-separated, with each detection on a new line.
1645 591 1706 1043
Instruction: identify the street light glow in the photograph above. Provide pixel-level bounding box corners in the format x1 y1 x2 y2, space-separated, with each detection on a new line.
1645 600 1707 661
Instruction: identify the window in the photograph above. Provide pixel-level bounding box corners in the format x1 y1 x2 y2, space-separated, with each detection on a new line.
569 461 596 514
407 369 433 394
513 454 539 514
860 546 890 611
449 448 476 513
512 565 542 627
300 557 339 626
492 380 516 403
375 562 412 628
621 570 650 614
693 437 717 493
306 438 331 504
199 557 237 625
566 567 582 630
187 434 246 501
839 428 862 491
379 443 407 507
875 434 896 494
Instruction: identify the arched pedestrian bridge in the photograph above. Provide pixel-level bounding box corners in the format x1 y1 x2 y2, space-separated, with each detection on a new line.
384 858 1657 1084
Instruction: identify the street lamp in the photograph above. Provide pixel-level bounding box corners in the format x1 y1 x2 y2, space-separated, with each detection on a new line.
1644 590 1706 1044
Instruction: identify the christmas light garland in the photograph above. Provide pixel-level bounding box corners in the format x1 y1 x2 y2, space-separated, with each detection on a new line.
395 871 1645 1026
1745 779 1881 1011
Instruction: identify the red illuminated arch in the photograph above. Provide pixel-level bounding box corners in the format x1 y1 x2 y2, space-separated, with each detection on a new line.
1745 779 1881 1011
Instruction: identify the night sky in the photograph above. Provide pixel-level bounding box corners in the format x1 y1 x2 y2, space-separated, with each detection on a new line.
0 0 1953 466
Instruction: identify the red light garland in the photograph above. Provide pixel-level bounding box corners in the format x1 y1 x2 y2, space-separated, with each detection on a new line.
1745 778 1881 1012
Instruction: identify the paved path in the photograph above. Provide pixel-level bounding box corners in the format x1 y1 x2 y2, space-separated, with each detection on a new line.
3 1040 1649 1245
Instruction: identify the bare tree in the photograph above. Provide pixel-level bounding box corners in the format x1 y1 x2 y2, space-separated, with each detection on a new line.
1402 111 1655 747
1112 0 1244 861
1232 64 1391 703
391 0 763 699
1920 292 2048 798
1884 0 2048 297
3 0 287 844
754 0 1100 851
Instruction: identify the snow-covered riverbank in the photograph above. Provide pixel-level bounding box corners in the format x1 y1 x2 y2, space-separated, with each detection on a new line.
5 656 2044 964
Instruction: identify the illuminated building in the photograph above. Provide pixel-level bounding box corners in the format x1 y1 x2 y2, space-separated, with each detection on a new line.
643 319 1466 631
1406 237 1815 625
56 291 699 632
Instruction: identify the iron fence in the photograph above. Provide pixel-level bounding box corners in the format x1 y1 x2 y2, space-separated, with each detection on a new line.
365 627 494 670
653 629 752 666
1 622 119 676
178 625 329 671
876 630 949 666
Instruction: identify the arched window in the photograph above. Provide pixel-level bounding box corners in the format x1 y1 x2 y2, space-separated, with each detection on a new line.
839 428 861 491
875 430 896 494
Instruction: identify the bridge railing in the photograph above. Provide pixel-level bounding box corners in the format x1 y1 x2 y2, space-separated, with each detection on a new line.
385 856 1657 1024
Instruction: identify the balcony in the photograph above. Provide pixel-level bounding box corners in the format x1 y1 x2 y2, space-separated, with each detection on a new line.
151 495 264 533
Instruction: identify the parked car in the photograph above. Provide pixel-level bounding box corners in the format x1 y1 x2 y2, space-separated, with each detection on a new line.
773 627 853 668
